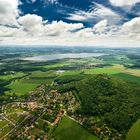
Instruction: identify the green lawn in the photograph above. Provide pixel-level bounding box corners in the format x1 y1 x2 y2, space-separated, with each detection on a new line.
113 73 140 84
54 116 100 140
126 119 140 140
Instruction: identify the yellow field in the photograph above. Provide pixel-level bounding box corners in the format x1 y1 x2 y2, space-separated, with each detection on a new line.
125 69 140 77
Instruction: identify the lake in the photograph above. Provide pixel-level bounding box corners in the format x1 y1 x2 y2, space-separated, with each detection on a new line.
23 53 106 61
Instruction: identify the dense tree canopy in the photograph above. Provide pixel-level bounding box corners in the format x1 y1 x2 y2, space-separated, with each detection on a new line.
73 74 140 131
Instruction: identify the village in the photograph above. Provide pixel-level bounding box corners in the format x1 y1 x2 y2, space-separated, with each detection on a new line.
0 83 79 139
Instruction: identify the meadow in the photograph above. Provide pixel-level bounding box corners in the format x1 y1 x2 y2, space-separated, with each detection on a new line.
125 69 140 77
5 64 140 96
113 73 140 84
54 116 99 140
83 64 125 75
126 119 140 140
0 72 26 81
4 71 56 96
5 81 38 96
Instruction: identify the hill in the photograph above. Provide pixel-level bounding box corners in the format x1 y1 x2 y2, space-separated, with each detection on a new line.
56 74 140 139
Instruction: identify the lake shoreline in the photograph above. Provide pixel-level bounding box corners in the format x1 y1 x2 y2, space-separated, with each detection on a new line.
22 53 106 61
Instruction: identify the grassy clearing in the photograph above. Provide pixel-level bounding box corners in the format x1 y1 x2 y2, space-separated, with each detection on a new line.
54 116 99 140
113 73 140 84
126 119 140 140
84 65 125 75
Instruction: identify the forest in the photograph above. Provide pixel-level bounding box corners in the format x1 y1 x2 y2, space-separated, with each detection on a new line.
55 74 140 139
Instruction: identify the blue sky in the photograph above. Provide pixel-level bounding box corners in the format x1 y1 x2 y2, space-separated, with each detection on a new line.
19 0 140 26
0 0 140 47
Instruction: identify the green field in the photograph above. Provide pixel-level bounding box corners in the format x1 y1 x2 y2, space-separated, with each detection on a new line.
0 124 13 138
63 70 83 76
8 113 26 123
125 69 140 77
54 116 99 140
0 72 26 81
42 63 71 69
61 65 125 76
5 78 51 96
84 65 125 75
0 120 8 128
30 71 56 78
5 80 38 96
113 73 140 84
4 71 55 96
126 119 140 140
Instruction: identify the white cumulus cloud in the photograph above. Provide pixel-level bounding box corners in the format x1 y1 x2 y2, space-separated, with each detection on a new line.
17 14 83 36
109 0 140 7
93 20 108 34
43 20 84 36
0 0 20 25
0 12 140 47
18 14 45 35
121 17 140 39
